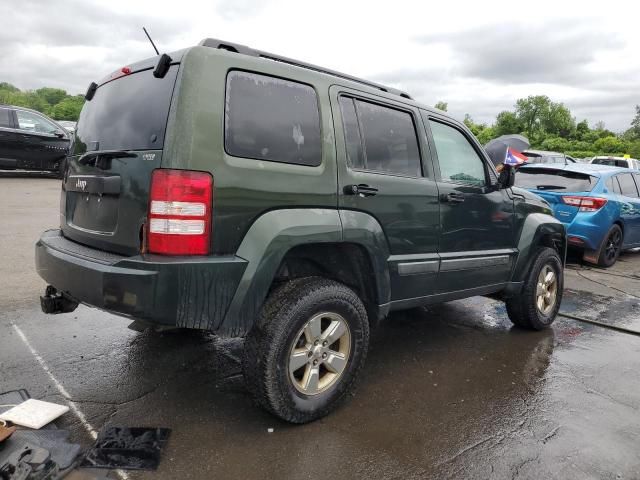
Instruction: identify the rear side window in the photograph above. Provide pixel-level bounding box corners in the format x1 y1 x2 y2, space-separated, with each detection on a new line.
606 176 622 194
0 108 12 128
429 120 486 186
351 99 422 177
225 71 321 167
617 173 639 197
515 168 596 192
338 97 365 169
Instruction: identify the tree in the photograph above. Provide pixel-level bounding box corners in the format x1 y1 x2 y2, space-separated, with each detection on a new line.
593 136 627 154
514 95 575 139
625 105 640 140
51 95 84 120
36 87 67 106
575 120 589 140
434 101 448 112
493 111 521 136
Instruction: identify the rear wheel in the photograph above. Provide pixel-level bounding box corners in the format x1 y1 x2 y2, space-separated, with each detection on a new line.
506 247 563 330
243 277 369 423
596 224 622 268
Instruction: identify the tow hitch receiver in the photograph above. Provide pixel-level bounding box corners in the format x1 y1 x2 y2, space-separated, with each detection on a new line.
40 285 79 314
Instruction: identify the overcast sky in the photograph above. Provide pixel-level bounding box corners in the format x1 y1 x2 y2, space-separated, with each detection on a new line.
1 0 637 131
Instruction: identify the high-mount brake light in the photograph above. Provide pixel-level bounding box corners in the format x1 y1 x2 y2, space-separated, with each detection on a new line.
121 66 131 75
147 169 213 255
562 195 607 212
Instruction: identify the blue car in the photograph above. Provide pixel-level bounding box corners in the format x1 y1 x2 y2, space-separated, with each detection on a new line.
515 163 640 267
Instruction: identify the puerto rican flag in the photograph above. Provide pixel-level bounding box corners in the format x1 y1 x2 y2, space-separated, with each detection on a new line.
504 147 528 166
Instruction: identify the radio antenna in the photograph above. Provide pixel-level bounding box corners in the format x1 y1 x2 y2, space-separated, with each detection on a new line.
143 27 160 55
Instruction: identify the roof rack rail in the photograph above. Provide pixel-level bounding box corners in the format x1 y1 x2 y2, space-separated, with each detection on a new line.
198 38 412 100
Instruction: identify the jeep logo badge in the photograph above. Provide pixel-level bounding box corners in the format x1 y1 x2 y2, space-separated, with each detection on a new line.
75 179 87 190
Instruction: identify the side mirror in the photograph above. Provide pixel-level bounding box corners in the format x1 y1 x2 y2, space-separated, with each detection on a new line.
54 130 67 139
498 164 516 189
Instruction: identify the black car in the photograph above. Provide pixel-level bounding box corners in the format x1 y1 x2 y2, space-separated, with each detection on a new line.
0 105 71 176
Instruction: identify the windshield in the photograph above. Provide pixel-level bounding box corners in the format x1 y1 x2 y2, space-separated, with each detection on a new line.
74 65 179 154
515 168 596 192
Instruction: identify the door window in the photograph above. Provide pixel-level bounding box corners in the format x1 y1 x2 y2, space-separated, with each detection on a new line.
16 110 58 135
429 120 486 186
351 99 421 177
338 97 365 169
0 108 12 128
617 173 639 198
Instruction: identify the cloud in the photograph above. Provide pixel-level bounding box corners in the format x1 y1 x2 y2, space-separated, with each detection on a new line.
414 21 624 86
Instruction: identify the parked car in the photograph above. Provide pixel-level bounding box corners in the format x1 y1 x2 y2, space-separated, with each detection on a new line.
523 149 577 165
0 105 71 177
35 38 566 423
590 155 640 170
57 120 77 134
515 163 640 267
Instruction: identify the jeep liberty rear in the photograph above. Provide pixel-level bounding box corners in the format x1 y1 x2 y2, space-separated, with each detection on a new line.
36 39 566 423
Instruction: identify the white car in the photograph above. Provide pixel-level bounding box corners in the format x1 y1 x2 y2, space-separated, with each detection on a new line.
590 156 640 170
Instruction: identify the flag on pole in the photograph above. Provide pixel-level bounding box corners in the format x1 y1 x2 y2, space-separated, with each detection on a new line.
504 147 527 166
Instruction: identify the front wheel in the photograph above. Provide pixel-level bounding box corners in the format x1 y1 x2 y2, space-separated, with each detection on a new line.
506 247 563 330
243 277 370 423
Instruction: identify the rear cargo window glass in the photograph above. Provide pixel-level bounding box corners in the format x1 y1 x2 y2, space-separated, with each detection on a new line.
617 173 639 197
74 66 178 154
0 108 12 128
592 158 629 168
515 168 596 192
225 71 321 166
354 100 421 177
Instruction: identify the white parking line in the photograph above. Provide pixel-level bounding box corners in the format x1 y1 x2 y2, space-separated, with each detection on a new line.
12 323 130 480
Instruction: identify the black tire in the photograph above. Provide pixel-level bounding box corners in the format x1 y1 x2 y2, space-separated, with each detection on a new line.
596 224 623 268
243 277 370 423
506 247 563 330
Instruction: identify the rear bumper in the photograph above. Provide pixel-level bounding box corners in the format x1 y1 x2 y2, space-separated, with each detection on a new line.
35 230 247 330
563 214 609 251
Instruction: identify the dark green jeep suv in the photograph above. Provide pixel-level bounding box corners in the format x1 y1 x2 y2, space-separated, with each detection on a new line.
35 39 566 423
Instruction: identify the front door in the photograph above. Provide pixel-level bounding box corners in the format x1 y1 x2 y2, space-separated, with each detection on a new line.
15 109 68 170
330 87 440 301
424 115 516 294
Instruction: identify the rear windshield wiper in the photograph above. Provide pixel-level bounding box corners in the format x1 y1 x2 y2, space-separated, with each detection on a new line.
535 185 566 190
79 150 137 165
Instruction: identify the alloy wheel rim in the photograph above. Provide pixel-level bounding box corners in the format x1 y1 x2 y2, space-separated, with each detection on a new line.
605 230 621 261
289 312 351 396
536 265 558 316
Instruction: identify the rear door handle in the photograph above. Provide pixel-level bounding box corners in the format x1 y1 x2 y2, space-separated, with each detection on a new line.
440 193 465 204
344 184 379 197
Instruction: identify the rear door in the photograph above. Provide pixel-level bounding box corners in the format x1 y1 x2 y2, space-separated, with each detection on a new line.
424 116 516 293
63 63 180 255
330 87 441 301
615 173 640 245
0 107 19 168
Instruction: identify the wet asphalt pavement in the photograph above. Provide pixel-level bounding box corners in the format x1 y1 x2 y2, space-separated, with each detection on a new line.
1 177 639 479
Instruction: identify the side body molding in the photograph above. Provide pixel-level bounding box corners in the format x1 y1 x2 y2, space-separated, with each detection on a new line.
219 208 392 336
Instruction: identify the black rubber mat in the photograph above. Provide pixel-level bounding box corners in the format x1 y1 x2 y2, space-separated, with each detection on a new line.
80 427 171 470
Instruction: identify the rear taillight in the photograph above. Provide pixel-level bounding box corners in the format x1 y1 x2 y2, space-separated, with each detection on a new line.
147 169 213 255
561 195 607 212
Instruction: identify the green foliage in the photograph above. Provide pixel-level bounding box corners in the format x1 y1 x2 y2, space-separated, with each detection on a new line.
0 83 83 121
453 95 637 159
434 101 448 112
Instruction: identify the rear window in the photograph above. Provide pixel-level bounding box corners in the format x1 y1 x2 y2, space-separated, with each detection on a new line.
515 168 596 192
74 66 179 154
592 158 629 168
224 71 322 167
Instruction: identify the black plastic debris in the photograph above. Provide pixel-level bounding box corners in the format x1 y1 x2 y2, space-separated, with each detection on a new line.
80 427 171 471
